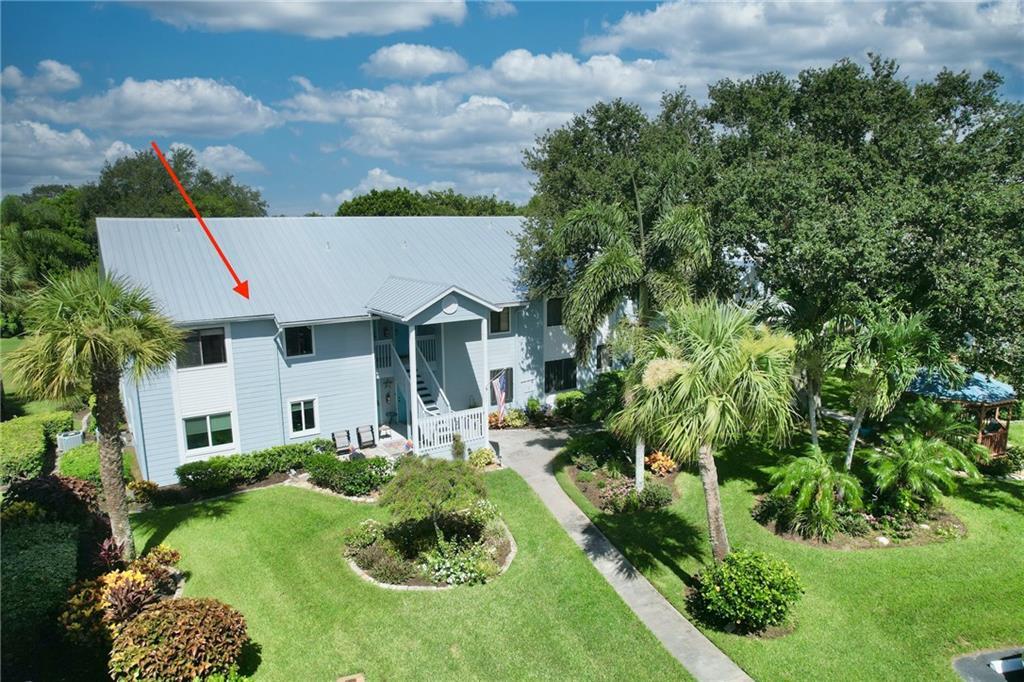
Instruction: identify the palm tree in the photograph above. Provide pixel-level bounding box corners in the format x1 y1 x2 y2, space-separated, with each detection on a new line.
612 299 796 561
832 311 950 473
553 195 710 490
896 398 989 463
769 445 863 541
5 269 181 561
868 431 979 508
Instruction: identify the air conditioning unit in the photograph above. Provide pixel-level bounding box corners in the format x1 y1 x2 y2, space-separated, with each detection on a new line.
56 430 84 453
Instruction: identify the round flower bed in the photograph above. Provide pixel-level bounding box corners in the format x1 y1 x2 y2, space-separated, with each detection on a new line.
343 501 515 589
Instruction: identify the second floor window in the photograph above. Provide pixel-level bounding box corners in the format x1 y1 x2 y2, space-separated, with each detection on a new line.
178 327 226 368
490 307 511 334
546 298 564 327
285 326 314 357
545 358 577 393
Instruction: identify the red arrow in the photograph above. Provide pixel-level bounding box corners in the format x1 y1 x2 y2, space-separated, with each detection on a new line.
151 141 250 299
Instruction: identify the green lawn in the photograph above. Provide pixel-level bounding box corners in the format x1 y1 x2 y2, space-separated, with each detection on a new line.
134 471 692 681
1 336 70 419
556 432 1024 682
1009 420 1023 448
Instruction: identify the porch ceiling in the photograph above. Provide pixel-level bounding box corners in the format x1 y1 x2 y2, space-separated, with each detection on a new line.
365 275 501 322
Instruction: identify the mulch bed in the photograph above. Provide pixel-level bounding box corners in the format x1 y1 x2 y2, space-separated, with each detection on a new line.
567 463 681 512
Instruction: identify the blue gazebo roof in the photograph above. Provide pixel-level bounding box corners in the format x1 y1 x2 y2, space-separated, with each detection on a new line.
907 370 1017 405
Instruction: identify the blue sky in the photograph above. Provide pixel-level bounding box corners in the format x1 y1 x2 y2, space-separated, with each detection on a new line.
2 1 1021 215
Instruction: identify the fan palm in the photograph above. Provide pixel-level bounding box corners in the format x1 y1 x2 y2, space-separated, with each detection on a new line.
553 195 710 490
769 445 863 541
896 398 989 463
832 310 952 473
5 269 181 561
611 299 796 561
868 431 979 507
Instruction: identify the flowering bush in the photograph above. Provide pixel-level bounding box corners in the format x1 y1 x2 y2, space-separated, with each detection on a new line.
420 536 498 586
489 408 527 429
645 451 677 477
342 519 385 556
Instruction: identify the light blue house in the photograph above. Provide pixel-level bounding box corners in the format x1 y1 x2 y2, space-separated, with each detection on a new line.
97 217 617 486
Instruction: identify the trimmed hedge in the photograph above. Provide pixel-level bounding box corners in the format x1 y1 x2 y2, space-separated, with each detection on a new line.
306 453 394 496
689 550 804 633
175 439 332 493
1 521 79 668
554 390 586 420
0 411 74 483
58 443 134 488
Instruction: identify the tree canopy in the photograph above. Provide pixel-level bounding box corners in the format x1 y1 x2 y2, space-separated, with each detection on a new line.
335 187 520 217
0 147 266 335
520 56 1024 386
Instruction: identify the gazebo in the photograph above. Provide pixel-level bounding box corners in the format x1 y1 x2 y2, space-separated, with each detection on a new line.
907 370 1017 455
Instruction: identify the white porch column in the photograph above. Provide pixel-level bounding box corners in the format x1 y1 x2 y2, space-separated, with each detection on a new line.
409 325 418 452
480 317 489 448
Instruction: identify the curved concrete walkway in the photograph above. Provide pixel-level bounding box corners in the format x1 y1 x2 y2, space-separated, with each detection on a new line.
493 427 752 682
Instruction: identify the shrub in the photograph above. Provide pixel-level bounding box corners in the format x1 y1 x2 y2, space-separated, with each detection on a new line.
554 390 586 420
576 370 626 423
58 443 134 488
96 537 127 572
175 439 332 493
0 500 47 526
1 521 79 667
306 454 394 496
451 434 466 460
599 478 636 513
572 453 599 471
380 458 486 524
131 545 182 596
343 519 386 556
645 450 677 477
0 410 74 483
868 432 979 510
576 470 594 484
420 536 498 586
489 408 527 429
100 569 159 625
563 431 628 466
469 447 496 469
60 578 111 651
108 598 248 682
689 550 803 633
637 481 673 510
2 474 110 577
524 396 545 421
979 445 1024 477
128 479 159 505
355 544 418 584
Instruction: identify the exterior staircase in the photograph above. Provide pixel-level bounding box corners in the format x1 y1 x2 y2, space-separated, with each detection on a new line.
399 355 444 416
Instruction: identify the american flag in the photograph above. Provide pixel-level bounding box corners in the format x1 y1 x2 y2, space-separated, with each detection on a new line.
491 369 508 425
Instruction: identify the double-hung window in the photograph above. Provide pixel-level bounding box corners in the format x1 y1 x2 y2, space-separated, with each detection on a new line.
490 307 511 334
284 326 315 357
289 398 318 436
183 413 233 451
178 328 226 368
544 358 577 393
596 344 612 372
546 298 564 327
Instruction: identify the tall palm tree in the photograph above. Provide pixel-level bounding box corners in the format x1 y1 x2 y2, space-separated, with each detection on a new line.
612 300 796 561
553 194 710 490
5 269 181 561
832 311 950 473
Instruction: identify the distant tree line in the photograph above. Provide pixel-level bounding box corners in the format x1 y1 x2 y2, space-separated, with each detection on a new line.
335 187 520 217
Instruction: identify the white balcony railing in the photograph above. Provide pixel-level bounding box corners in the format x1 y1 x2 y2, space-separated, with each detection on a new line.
417 407 486 456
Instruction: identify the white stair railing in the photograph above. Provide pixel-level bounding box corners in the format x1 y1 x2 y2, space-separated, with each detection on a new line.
416 407 486 456
415 345 451 414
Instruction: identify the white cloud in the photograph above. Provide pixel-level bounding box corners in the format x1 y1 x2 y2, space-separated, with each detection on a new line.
170 142 266 174
0 121 130 193
141 0 467 38
582 1 1024 84
321 167 454 204
7 77 279 136
363 43 468 79
0 60 81 94
483 0 517 18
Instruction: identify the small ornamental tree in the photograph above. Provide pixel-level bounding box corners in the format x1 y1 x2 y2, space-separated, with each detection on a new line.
379 458 486 535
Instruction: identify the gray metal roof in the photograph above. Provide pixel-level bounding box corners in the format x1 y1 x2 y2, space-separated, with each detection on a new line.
96 216 527 325
365 276 502 321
